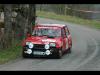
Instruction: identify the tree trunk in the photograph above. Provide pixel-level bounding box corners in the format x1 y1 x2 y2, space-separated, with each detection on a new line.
15 4 27 40
28 4 35 34
15 4 35 40
4 4 12 49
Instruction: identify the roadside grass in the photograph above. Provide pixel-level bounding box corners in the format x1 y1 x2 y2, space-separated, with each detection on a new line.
36 11 100 29
0 40 22 64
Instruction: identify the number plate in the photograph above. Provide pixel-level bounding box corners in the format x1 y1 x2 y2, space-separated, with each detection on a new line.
33 51 45 55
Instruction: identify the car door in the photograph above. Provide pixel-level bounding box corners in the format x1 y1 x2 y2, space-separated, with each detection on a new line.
65 26 72 49
61 27 67 52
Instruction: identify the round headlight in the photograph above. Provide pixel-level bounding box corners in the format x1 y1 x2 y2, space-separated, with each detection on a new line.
50 43 56 47
45 44 49 49
28 42 34 49
45 50 50 55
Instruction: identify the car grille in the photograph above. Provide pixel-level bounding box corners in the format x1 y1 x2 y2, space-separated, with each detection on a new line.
24 44 45 51
24 44 56 52
34 44 45 49
32 44 45 51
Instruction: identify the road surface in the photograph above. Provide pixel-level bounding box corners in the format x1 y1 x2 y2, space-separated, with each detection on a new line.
0 17 100 71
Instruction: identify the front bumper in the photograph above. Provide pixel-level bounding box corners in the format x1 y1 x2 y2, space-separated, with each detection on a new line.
22 45 59 57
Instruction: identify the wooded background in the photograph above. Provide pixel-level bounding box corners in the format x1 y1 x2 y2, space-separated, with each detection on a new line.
0 4 35 49
36 4 100 20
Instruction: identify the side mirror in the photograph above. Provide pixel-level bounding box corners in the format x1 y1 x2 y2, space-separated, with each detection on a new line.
27 33 31 37
33 26 35 30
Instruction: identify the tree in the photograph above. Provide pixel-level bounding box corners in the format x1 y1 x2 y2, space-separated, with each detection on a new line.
28 4 35 34
15 4 35 40
3 4 12 48
0 4 36 49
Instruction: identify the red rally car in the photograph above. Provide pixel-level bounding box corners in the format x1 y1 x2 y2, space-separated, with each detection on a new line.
22 24 72 58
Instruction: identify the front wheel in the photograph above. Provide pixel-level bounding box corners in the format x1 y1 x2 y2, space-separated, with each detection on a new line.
55 50 63 59
22 53 27 58
22 51 28 58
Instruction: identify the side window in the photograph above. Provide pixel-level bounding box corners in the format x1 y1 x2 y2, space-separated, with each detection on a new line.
65 26 69 36
61 28 66 37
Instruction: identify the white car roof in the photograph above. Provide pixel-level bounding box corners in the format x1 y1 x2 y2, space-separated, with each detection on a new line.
37 24 66 27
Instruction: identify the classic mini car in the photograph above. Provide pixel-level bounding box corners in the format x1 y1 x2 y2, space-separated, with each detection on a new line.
22 24 72 58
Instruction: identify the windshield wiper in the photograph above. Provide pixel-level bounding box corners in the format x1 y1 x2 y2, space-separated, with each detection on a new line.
32 34 55 38
47 36 55 38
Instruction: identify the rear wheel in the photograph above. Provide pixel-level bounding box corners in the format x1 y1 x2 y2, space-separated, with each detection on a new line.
68 43 72 53
68 48 71 53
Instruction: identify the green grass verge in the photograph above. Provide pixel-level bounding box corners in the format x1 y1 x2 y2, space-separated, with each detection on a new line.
36 11 100 29
0 40 22 64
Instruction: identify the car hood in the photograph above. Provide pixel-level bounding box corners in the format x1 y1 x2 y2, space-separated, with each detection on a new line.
25 36 62 45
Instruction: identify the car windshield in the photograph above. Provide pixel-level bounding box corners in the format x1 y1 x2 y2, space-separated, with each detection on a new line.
32 27 61 37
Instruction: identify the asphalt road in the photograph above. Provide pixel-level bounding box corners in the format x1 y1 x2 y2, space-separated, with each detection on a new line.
0 18 100 71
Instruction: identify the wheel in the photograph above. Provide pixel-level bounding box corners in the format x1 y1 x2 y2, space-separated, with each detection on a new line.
68 43 72 53
68 48 71 53
55 50 63 59
22 51 28 58
22 53 27 58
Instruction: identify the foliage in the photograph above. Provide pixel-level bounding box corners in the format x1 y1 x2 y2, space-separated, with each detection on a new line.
0 40 22 64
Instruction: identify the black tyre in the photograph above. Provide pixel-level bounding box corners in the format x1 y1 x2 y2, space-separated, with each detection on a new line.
55 50 63 59
68 48 71 53
22 51 28 58
68 43 72 53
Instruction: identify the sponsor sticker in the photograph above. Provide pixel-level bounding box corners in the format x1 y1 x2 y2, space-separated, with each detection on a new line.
42 39 56 42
